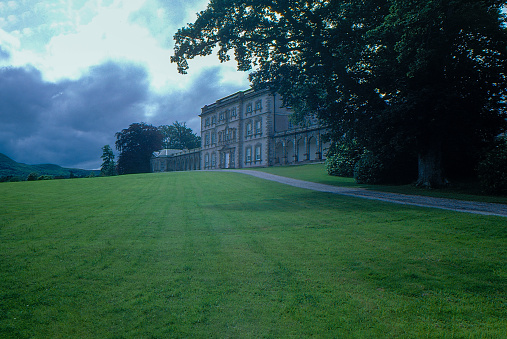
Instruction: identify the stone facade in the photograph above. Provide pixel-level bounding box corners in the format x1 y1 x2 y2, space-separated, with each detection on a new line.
151 88 329 172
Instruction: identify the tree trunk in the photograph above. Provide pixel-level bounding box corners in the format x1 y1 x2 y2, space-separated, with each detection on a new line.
416 145 445 188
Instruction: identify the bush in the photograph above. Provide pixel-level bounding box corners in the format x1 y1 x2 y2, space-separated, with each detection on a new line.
325 139 364 177
27 172 39 181
37 175 54 180
478 138 507 194
353 152 385 184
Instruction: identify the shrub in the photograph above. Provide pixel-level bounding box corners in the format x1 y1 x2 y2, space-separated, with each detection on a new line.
478 138 507 194
37 175 54 181
27 172 39 181
353 152 385 184
325 139 364 177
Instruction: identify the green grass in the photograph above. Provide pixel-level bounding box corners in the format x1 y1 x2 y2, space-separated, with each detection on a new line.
1 171 506 338
253 163 507 204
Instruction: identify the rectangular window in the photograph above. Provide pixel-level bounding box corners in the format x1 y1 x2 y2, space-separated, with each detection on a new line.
211 132 216 145
205 133 210 146
246 123 252 136
205 118 210 127
246 147 252 162
212 115 216 124
255 145 261 161
231 108 237 117
211 153 216 167
205 154 209 167
255 100 262 111
255 120 262 134
219 112 224 121
247 103 252 113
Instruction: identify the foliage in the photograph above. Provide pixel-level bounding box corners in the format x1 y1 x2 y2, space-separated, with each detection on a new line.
1 172 505 337
27 172 38 181
100 145 116 176
478 137 507 194
37 175 54 180
325 138 364 177
353 152 385 184
159 121 201 150
115 123 163 175
172 0 507 187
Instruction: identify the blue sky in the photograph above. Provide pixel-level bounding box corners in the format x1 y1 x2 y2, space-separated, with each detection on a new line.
0 0 250 169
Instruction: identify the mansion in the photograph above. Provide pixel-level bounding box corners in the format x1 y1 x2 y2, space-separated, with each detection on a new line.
151 88 329 172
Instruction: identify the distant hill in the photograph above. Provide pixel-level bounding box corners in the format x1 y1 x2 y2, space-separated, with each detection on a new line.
0 153 99 180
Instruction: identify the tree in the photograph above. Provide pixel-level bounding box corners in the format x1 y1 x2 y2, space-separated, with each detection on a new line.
159 121 201 150
100 145 116 176
115 123 163 175
172 0 507 187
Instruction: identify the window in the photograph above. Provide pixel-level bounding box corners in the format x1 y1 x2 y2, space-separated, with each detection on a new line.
255 100 262 111
211 115 217 125
245 147 252 162
255 145 262 161
246 103 252 113
205 118 210 127
211 153 216 167
205 153 210 167
205 133 210 146
211 132 216 145
246 122 253 136
219 112 225 121
231 108 237 117
255 119 262 134
218 131 222 143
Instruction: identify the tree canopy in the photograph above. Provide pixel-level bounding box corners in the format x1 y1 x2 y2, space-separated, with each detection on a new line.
172 0 507 187
115 123 163 175
159 121 201 150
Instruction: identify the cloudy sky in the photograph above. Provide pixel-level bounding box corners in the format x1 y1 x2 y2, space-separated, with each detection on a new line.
0 0 250 169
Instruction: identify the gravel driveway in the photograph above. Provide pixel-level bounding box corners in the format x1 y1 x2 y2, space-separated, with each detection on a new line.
225 170 507 218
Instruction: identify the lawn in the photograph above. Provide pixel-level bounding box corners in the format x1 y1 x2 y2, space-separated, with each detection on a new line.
1 171 506 338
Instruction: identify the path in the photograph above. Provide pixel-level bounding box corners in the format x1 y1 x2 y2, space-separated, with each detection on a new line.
225 170 507 218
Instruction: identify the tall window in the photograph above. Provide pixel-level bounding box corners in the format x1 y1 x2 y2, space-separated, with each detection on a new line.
205 133 210 146
255 119 262 134
246 103 252 114
255 100 262 111
205 118 210 127
255 145 262 161
205 153 210 168
211 132 216 145
245 147 252 162
211 153 216 167
231 108 237 117
212 115 217 124
246 122 253 136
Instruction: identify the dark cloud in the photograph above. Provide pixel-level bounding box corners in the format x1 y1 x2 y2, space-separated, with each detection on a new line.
0 46 10 60
0 62 152 169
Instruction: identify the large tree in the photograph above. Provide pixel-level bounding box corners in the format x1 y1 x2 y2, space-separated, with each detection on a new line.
159 121 201 150
172 0 507 187
115 123 163 175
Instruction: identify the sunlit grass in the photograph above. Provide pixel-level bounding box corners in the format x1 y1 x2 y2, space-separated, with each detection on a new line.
1 172 505 337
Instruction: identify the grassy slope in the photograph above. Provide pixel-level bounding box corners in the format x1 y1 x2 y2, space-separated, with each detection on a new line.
0 172 506 338
253 163 507 204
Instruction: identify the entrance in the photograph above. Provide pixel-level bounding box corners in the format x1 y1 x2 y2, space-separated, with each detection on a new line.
224 152 230 168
